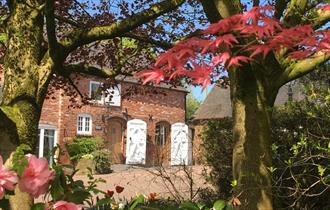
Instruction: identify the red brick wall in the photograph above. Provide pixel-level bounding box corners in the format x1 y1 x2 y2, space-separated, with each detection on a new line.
39 75 187 165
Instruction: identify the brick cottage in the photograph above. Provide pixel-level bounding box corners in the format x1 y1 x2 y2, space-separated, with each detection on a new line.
38 74 188 166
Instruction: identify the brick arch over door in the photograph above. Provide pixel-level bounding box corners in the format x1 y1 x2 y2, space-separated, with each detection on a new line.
154 120 171 166
106 117 126 164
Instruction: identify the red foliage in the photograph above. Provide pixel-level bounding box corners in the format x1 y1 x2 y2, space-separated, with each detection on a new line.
137 4 330 90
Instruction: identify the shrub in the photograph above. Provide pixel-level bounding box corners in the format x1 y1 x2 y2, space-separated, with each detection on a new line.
66 137 112 174
67 136 103 161
93 149 112 174
200 118 234 199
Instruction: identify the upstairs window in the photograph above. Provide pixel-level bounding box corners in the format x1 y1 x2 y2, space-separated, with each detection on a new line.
77 114 92 135
89 81 102 103
105 84 121 107
89 81 121 106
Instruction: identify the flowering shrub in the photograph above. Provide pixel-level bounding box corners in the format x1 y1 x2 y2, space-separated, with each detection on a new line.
51 201 81 210
0 144 108 210
0 156 17 200
18 154 55 198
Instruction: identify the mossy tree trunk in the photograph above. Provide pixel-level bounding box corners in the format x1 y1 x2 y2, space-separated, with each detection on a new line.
229 65 278 210
0 1 52 209
0 0 50 156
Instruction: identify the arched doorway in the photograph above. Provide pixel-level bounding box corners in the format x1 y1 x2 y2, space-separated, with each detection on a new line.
106 117 126 164
154 121 171 166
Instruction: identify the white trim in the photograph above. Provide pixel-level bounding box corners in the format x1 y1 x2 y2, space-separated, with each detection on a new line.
38 125 58 164
76 114 92 135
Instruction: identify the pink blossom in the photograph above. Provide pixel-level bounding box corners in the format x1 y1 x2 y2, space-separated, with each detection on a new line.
18 154 55 198
0 155 18 199
52 201 81 210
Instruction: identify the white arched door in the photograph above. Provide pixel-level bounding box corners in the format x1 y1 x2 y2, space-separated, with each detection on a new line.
171 123 192 166
125 119 147 165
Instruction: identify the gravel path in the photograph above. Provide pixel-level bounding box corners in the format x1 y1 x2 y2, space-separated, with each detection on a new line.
75 165 211 201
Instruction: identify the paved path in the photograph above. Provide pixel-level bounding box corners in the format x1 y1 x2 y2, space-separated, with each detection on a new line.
75 165 211 201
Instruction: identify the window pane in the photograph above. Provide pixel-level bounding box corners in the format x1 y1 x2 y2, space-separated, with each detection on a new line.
78 116 83 131
91 83 102 101
85 117 90 131
155 125 160 145
161 126 166 145
44 129 55 164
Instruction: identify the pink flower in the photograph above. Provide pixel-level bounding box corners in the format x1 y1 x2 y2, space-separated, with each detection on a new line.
0 155 18 199
52 201 81 210
18 154 55 198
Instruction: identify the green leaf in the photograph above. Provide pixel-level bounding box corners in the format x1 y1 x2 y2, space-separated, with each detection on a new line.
318 165 326 177
31 203 46 210
0 198 10 210
225 202 234 210
129 194 145 210
0 33 6 43
66 189 91 204
213 200 226 210
12 144 31 176
96 197 111 206
179 201 199 210
230 180 238 188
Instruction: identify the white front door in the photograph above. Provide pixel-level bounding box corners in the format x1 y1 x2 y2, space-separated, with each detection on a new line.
37 126 57 164
171 123 192 166
125 119 147 165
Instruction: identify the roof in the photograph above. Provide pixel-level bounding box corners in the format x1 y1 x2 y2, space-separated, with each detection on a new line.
193 85 232 121
192 82 304 121
115 75 188 92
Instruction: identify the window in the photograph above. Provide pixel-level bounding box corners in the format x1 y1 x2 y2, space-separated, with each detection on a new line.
77 114 92 135
89 81 121 106
105 84 121 107
37 125 57 164
89 81 102 103
155 122 170 146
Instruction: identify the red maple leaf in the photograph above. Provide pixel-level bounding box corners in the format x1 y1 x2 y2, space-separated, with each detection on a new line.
155 50 182 70
212 52 231 66
136 68 166 85
288 50 314 59
213 34 239 48
227 56 250 68
245 44 273 58
189 62 213 90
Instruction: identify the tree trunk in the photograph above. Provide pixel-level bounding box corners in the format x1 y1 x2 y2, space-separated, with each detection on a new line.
229 65 277 210
0 1 48 209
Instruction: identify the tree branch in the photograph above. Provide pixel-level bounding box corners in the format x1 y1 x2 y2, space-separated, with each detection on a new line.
277 51 330 87
201 0 222 23
310 8 330 29
124 33 174 49
253 0 259 7
283 0 309 26
54 14 81 28
45 0 58 58
274 0 288 20
63 64 128 78
211 0 243 18
61 0 185 55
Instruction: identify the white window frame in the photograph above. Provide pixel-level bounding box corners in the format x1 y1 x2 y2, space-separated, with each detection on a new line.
77 114 92 135
89 80 122 107
89 81 103 104
38 124 57 164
